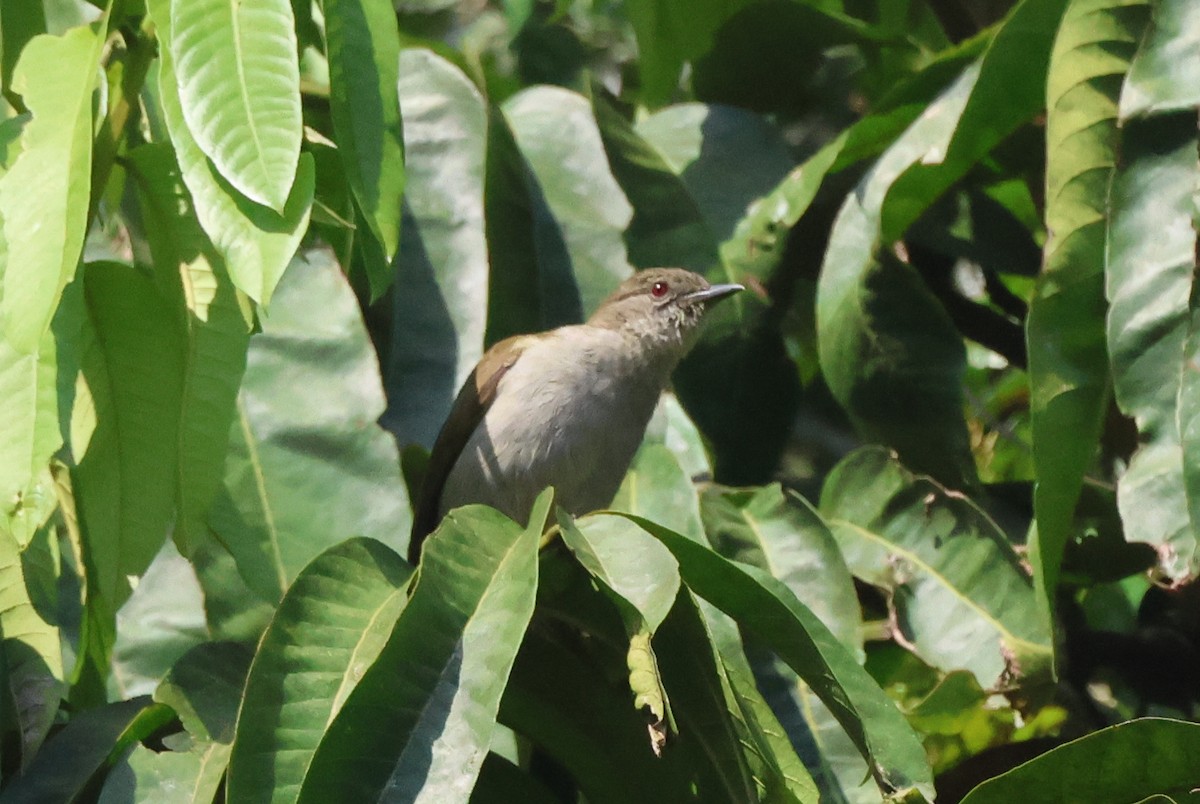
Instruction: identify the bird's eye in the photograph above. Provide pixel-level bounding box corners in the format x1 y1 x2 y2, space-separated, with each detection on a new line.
651 281 669 298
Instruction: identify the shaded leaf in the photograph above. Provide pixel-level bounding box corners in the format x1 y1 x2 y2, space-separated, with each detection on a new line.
207 248 410 611
1106 113 1200 582
383 48 489 448
960 717 1200 804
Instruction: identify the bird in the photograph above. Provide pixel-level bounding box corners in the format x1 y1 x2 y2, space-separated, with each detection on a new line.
407 267 743 564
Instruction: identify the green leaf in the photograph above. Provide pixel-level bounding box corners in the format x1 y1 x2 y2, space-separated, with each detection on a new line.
0 285 79 542
605 513 934 801
170 0 302 211
0 22 105 351
296 493 547 802
816 65 978 488
701 483 861 655
820 447 1052 689
74 261 187 608
1106 113 1200 582
207 249 410 610
227 538 413 804
624 0 869 107
960 718 1200 804
0 0 46 107
1026 0 1152 628
611 442 705 542
1118 0 1200 119
563 513 680 633
0 524 63 767
383 48 489 448
1 697 173 804
325 0 405 262
503 86 633 314
126 142 253 557
641 393 712 479
150 0 313 306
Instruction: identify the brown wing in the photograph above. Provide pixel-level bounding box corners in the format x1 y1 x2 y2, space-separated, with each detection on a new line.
407 335 530 564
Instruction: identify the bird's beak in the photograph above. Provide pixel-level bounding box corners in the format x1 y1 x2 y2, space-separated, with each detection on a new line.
682 283 744 306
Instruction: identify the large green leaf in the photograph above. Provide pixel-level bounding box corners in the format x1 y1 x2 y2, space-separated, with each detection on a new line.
1105 113 1200 582
227 538 412 804
701 483 861 654
1 697 173 804
816 66 978 488
150 0 313 306
606 513 934 801
126 143 253 556
0 525 62 767
611 442 705 542
324 0 405 262
1118 0 1200 119
960 718 1200 804
820 447 1051 688
74 261 187 608
383 48 489 448
1026 0 1151 627
170 0 302 212
296 494 547 802
207 248 410 610
0 22 105 351
503 86 633 314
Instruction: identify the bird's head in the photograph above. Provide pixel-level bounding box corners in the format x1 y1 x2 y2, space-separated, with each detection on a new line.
588 268 743 356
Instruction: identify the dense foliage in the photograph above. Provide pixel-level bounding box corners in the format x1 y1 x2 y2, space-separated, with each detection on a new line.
0 0 1196 800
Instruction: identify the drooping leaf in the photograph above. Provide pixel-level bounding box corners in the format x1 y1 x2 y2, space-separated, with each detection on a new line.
816 66 978 488
126 142 253 557
296 493 547 803
207 248 410 611
1026 0 1152 628
227 538 413 804
603 513 934 801
960 718 1200 804
1106 113 1200 583
104 642 254 804
820 447 1052 689
1 697 173 804
503 86 634 314
0 21 105 351
382 48 489 448
170 0 302 211
149 0 313 306
324 0 406 263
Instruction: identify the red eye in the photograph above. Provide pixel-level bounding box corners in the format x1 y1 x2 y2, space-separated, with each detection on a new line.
651 281 669 298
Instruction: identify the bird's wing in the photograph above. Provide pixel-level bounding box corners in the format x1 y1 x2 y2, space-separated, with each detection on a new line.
408 334 532 563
